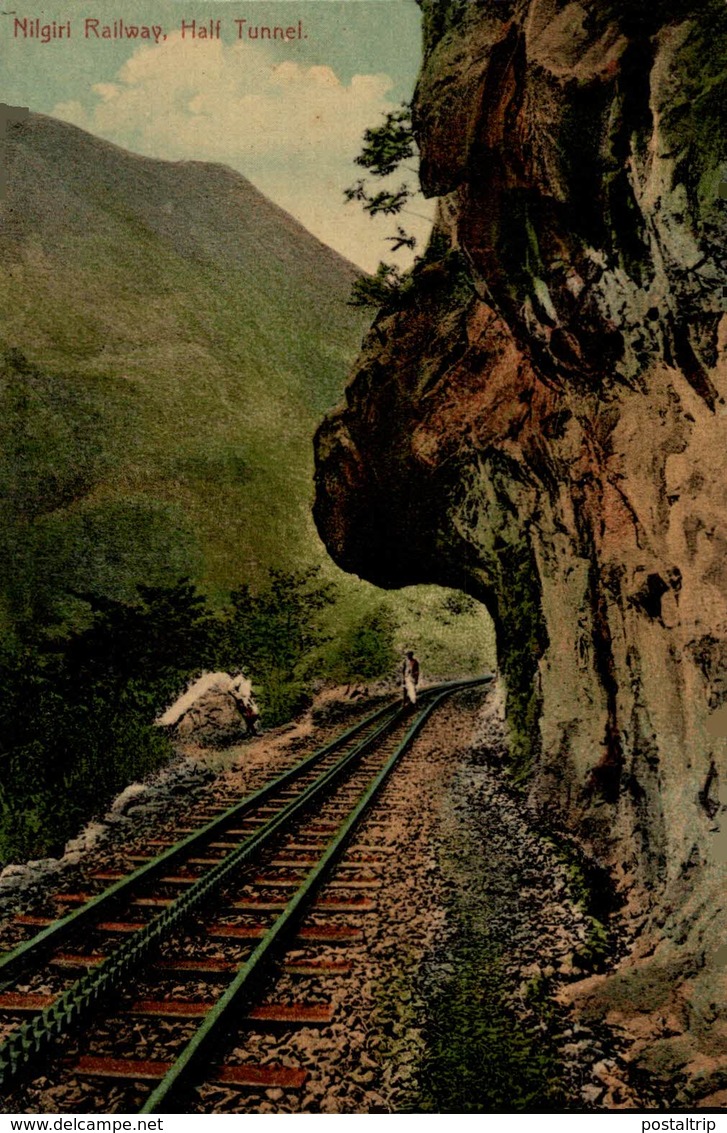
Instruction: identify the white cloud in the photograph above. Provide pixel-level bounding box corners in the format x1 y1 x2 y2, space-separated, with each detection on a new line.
52 33 433 269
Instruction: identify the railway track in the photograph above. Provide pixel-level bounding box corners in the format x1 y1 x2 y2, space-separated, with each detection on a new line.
0 676 490 1113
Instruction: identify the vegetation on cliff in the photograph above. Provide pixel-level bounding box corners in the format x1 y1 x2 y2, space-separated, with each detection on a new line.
314 0 727 1103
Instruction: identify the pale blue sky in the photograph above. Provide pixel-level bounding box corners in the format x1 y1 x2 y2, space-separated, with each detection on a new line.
2 1 432 267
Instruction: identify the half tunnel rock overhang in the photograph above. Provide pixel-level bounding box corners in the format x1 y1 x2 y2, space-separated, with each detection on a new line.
313 409 498 602
314 412 445 591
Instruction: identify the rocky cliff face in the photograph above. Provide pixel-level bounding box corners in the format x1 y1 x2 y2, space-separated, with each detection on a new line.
315 0 727 1101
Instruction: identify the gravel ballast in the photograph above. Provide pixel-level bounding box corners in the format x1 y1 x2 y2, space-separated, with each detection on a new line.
0 681 638 1112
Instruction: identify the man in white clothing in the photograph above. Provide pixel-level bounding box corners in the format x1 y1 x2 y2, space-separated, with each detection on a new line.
402 650 420 707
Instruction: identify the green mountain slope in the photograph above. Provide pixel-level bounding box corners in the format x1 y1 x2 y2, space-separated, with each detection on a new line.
0 110 493 864
0 108 368 628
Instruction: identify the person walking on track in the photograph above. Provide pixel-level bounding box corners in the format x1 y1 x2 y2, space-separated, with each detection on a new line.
402 649 420 707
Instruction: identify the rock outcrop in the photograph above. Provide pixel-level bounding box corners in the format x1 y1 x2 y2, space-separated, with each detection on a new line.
156 672 260 744
314 0 727 1102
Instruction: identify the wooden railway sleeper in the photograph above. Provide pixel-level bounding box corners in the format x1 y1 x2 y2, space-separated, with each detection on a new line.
0 696 418 1093
140 687 466 1113
0 697 401 990
0 676 491 1101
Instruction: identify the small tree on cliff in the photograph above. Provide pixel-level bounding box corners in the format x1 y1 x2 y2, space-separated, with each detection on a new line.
344 104 417 209
348 261 413 309
345 104 426 308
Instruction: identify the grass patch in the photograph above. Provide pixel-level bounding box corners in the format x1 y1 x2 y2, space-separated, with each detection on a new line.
416 936 566 1112
543 834 620 973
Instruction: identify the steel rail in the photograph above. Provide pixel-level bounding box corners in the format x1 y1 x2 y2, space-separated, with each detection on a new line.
0 713 399 1090
0 677 487 987
141 686 462 1113
0 676 490 1093
0 697 402 989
